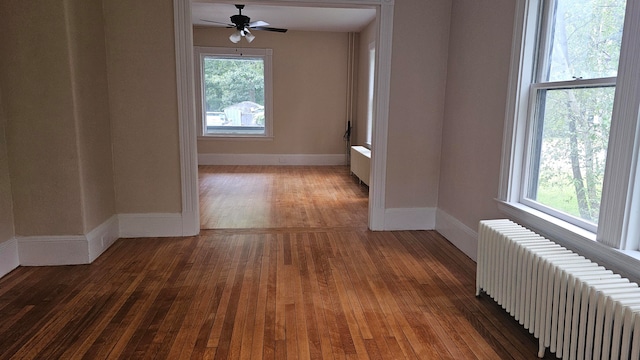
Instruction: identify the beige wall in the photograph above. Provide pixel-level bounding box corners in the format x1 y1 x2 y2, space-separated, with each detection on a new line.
194 28 349 155
0 91 14 243
355 20 376 147
384 0 451 209
438 0 516 228
103 0 182 214
66 0 116 231
0 0 84 236
0 0 117 236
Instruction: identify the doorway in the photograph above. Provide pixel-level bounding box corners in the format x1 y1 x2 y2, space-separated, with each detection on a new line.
172 0 394 235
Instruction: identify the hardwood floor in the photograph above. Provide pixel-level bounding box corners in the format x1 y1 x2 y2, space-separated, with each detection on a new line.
0 166 546 359
199 166 369 229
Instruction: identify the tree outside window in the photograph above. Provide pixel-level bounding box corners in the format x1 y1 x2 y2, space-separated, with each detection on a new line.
194 47 273 137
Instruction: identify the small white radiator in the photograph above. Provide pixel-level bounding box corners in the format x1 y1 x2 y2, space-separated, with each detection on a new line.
477 219 640 359
350 146 371 186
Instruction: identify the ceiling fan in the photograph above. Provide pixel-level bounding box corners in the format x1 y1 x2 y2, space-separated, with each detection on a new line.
201 4 288 43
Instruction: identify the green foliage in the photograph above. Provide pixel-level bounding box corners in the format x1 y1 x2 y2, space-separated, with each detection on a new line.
536 180 580 215
548 0 626 81
203 57 265 112
534 87 613 221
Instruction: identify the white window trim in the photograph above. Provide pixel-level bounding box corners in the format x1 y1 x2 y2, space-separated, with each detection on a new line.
194 46 274 139
598 0 640 251
499 0 640 272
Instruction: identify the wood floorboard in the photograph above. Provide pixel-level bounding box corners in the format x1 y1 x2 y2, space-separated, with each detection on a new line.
199 166 369 230
0 165 552 359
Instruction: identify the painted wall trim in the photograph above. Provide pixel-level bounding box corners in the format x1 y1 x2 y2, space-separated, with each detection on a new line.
118 213 184 238
16 215 120 266
181 211 199 237
435 209 478 261
383 207 435 230
198 153 346 166
0 212 193 279
18 235 89 266
0 238 19 278
369 0 394 231
174 0 200 237
87 215 120 262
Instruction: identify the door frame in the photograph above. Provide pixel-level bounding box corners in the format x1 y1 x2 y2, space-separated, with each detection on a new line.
172 0 394 234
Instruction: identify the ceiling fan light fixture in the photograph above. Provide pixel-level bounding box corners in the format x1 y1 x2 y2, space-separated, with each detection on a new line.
244 29 255 43
205 5 286 44
229 30 242 43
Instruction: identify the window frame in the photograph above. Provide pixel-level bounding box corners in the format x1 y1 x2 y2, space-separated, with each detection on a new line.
520 77 616 234
194 46 274 139
365 41 375 147
499 0 640 257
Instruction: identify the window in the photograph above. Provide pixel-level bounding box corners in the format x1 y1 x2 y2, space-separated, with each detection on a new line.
501 0 640 252
194 47 273 137
521 0 624 232
366 42 375 146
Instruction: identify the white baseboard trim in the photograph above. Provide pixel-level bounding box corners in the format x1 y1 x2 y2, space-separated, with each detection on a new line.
383 207 436 230
0 212 194 278
0 238 19 278
15 215 120 267
18 235 89 266
198 153 346 166
87 215 120 262
118 213 184 238
435 209 478 261
181 211 200 237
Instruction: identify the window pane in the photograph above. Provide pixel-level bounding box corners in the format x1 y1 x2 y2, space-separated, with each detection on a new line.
526 86 614 224
203 56 265 135
366 46 375 145
545 0 625 82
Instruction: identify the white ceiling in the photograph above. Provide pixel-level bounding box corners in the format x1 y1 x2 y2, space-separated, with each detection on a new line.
191 2 377 32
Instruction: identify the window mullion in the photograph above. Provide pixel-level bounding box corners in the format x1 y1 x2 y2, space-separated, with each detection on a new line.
597 0 640 250
532 77 617 90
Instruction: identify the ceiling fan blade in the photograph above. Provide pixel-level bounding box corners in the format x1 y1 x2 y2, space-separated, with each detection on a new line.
251 26 288 33
248 20 270 27
200 19 234 27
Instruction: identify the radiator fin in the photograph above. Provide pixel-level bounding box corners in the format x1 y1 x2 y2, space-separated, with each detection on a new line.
477 219 640 359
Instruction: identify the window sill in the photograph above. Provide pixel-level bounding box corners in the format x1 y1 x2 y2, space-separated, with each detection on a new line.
496 200 596 242
618 249 640 263
197 135 274 141
496 200 640 283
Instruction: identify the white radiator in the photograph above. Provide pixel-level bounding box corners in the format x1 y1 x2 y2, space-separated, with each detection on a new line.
477 219 640 359
350 146 370 186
